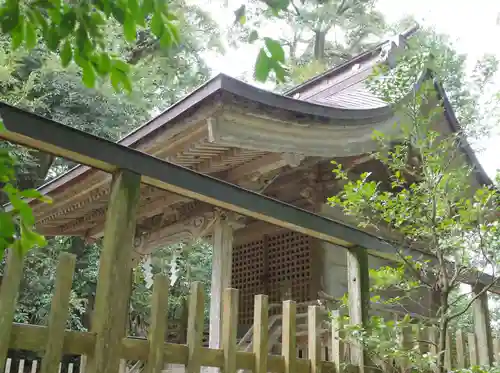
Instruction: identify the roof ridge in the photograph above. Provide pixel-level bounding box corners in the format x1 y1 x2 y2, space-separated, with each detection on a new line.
284 24 420 96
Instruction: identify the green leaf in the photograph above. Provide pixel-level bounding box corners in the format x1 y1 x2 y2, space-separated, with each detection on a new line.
19 221 46 254
141 0 154 18
60 39 72 67
248 30 258 43
46 26 61 51
233 5 246 25
165 21 179 44
110 68 121 91
159 31 172 48
264 37 285 63
82 62 96 88
112 58 130 73
128 0 140 20
11 23 24 50
19 188 44 200
268 0 290 11
0 212 15 238
111 3 126 24
273 62 287 83
150 12 164 37
121 73 132 93
59 10 76 38
110 67 132 93
24 21 36 49
123 13 137 42
98 52 112 76
254 49 270 82
1 5 20 33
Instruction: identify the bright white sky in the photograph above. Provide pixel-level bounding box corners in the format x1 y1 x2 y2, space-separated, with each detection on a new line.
201 0 500 179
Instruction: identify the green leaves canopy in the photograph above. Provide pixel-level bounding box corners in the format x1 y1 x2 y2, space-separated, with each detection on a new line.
0 0 181 92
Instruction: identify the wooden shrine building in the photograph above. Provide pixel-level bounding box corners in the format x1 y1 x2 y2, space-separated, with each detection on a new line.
17 28 493 354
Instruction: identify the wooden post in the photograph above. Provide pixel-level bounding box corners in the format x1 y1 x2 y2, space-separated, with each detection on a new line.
41 253 77 373
468 333 478 366
444 329 452 371
494 338 500 363
145 274 169 373
0 248 25 372
209 214 234 351
187 282 205 373
472 284 494 366
331 310 345 373
399 323 412 372
254 295 268 373
86 169 141 373
455 330 467 369
416 324 429 355
308 306 321 373
222 289 238 373
428 327 438 356
282 300 296 373
346 247 369 371
31 360 38 373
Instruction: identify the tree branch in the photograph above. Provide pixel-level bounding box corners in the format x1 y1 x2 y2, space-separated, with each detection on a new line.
447 277 500 322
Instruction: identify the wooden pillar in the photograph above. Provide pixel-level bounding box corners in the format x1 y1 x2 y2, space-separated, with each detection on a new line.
209 213 234 351
472 284 494 366
346 246 370 371
86 169 141 373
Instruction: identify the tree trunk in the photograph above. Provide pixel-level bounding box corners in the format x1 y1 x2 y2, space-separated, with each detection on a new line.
313 31 326 62
437 291 449 373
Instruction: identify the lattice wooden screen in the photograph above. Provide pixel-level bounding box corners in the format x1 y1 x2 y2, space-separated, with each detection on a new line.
232 230 313 325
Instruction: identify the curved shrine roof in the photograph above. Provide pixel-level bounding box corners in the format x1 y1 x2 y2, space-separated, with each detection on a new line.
16 28 491 245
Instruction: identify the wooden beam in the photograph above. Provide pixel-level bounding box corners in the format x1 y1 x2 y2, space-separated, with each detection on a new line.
8 323 339 373
134 207 217 254
86 169 141 373
81 192 191 239
0 104 361 248
227 153 286 181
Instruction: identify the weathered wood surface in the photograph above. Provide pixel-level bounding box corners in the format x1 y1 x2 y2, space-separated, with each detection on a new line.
282 300 297 373
222 289 238 373
473 284 494 365
253 295 269 373
186 282 204 373
346 247 369 371
40 253 76 373
0 249 25 372
144 274 169 373
87 169 141 373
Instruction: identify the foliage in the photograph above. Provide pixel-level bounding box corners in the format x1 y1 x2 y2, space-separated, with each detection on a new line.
0 0 337 87
229 0 387 85
0 124 50 260
0 0 219 256
0 0 218 327
7 237 95 330
0 238 213 332
0 0 181 91
129 241 212 336
328 43 500 372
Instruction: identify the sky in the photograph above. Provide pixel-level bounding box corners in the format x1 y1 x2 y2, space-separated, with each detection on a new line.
201 0 500 180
